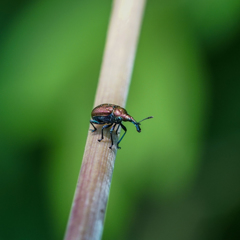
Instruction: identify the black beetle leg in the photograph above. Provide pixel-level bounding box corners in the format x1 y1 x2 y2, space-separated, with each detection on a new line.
90 120 100 132
98 124 113 142
109 124 117 149
117 123 127 149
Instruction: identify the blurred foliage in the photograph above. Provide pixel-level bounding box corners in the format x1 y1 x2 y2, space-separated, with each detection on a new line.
0 0 240 239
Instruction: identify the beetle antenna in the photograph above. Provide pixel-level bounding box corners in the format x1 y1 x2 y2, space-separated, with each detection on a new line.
138 116 153 124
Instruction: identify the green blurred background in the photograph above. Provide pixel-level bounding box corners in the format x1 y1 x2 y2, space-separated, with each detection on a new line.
1 0 240 239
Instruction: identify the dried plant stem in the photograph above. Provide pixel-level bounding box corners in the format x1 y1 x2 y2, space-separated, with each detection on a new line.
64 0 146 239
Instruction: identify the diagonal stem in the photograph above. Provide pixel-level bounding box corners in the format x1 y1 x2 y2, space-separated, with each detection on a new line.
64 0 146 239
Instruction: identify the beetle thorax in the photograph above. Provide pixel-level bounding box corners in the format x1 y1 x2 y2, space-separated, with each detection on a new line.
113 107 135 122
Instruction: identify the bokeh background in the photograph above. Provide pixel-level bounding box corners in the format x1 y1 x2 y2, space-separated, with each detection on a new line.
1 0 240 239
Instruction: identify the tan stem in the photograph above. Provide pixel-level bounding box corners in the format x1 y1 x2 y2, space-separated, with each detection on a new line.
64 0 146 239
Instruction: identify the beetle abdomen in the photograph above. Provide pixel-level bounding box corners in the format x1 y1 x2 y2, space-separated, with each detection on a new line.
92 115 113 124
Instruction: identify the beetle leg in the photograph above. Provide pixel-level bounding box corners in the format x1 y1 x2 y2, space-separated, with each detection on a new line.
117 123 127 149
90 123 97 132
98 124 113 142
90 119 103 132
109 124 117 149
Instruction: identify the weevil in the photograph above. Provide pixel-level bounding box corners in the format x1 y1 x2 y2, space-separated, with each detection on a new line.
90 103 153 149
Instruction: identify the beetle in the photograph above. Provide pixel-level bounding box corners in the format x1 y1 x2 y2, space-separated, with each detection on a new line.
90 103 153 149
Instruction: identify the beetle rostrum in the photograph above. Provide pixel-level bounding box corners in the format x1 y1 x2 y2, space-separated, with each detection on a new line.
90 103 153 149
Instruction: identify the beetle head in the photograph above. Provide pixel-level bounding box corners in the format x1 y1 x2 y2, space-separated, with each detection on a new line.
132 116 153 133
135 122 141 132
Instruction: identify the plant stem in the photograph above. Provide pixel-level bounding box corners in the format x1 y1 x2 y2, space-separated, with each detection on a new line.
64 0 146 239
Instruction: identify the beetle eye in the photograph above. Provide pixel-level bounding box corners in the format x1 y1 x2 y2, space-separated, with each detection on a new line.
117 117 122 121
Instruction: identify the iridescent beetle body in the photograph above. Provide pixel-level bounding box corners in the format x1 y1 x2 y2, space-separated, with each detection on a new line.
90 103 153 149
